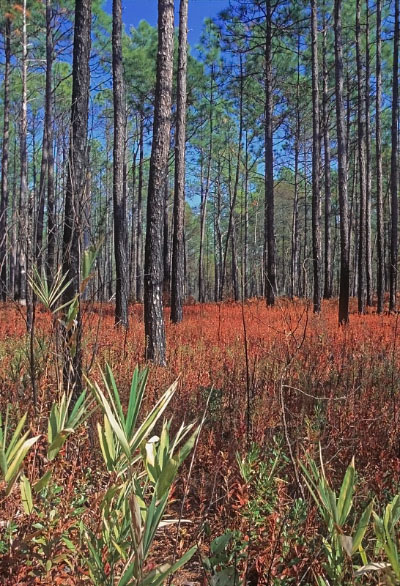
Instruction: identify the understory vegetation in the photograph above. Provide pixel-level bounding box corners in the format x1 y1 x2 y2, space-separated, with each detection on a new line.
1 298 400 584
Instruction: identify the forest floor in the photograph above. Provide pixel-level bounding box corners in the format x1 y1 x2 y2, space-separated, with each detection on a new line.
0 298 399 584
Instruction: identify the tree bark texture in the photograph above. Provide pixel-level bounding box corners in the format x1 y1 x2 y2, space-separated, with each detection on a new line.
112 0 129 328
0 17 11 301
62 0 92 394
144 0 174 365
334 0 350 324
171 0 188 324
311 0 322 313
390 0 399 312
264 0 275 306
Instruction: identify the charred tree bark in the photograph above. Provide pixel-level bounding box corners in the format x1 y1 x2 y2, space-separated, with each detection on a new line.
21 0 32 330
62 0 92 395
0 17 11 301
322 5 332 299
291 31 300 300
311 0 322 313
199 68 214 303
356 0 367 314
163 177 170 298
37 0 54 279
171 0 188 324
365 1 373 306
264 0 275 306
112 0 129 328
390 0 399 312
136 114 144 303
334 0 350 324
376 0 384 313
144 0 174 365
129 146 137 301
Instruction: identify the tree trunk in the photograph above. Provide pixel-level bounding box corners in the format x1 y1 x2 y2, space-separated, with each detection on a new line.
36 0 54 280
356 0 367 314
46 16 56 291
322 5 332 299
376 0 384 313
112 0 129 328
62 0 92 395
291 31 300 300
215 160 223 301
136 114 144 303
199 68 214 303
144 0 174 365
365 1 373 306
390 0 399 312
221 55 243 300
311 0 322 313
334 0 350 324
171 0 188 324
0 17 11 301
129 146 137 301
21 0 32 330
264 0 275 306
163 176 170 298
243 131 249 299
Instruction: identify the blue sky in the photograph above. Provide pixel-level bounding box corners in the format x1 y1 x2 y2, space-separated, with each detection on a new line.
103 0 229 47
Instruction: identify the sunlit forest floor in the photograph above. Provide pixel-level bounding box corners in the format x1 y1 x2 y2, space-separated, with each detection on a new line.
0 298 399 584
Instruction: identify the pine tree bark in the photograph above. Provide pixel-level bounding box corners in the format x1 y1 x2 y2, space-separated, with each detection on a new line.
215 161 223 301
356 0 367 314
334 0 350 324
390 0 399 312
199 68 214 303
112 0 129 328
376 0 384 313
291 31 300 300
221 56 243 300
136 113 144 303
62 0 92 395
129 146 137 301
0 17 11 301
21 0 32 330
243 131 249 299
171 0 188 324
36 0 54 279
144 0 174 365
365 2 373 306
163 177 170 297
311 0 322 313
264 0 275 306
322 5 332 299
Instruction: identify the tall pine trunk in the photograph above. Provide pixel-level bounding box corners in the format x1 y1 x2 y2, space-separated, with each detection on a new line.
356 0 367 313
264 0 275 306
62 0 92 395
322 5 332 299
334 0 350 324
365 1 373 306
199 68 214 303
171 0 188 323
136 114 144 303
311 0 322 313
390 0 399 312
144 0 174 365
21 0 32 329
112 0 129 327
37 0 54 278
376 0 384 313
0 17 11 301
